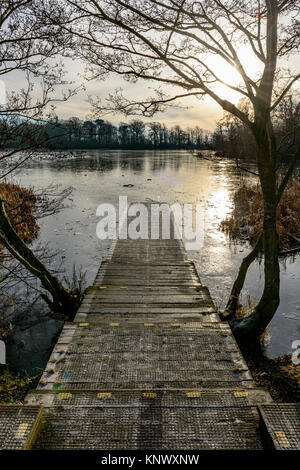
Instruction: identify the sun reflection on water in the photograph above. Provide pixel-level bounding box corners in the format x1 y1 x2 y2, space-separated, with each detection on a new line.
206 187 233 243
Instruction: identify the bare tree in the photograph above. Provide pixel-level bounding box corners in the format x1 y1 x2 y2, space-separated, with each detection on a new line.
0 1 83 176
0 1 81 319
58 0 300 339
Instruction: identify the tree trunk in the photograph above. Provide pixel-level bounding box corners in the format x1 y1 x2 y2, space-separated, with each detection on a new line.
231 134 280 340
222 146 300 322
221 234 263 320
0 197 80 320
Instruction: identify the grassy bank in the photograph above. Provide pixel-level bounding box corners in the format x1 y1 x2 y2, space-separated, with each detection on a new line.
0 367 41 404
240 345 300 402
234 298 299 402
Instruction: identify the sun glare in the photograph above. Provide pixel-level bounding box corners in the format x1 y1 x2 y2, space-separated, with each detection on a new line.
207 45 263 104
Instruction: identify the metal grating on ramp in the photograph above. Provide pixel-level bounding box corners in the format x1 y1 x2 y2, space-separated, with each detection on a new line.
37 317 253 391
259 404 300 450
26 389 273 408
32 404 263 450
0 405 43 450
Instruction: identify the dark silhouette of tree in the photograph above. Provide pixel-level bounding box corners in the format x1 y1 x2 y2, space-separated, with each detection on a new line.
128 120 145 146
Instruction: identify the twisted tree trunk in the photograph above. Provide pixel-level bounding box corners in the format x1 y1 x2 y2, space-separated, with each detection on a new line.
222 145 299 322
231 114 280 339
221 235 263 321
0 197 80 320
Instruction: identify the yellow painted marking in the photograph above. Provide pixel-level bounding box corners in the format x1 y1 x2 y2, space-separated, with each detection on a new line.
99 286 107 289
274 431 290 448
110 322 119 327
234 392 248 398
120 286 128 289
79 323 89 327
15 423 29 439
144 287 152 289
143 392 157 399
171 323 180 327
144 323 154 327
186 392 201 398
58 393 72 400
97 392 112 399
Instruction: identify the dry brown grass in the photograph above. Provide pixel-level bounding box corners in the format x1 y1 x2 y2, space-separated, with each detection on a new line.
247 355 300 403
0 182 39 257
235 294 257 319
221 177 300 251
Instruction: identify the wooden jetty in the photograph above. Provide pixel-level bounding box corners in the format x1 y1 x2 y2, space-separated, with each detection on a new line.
0 204 299 450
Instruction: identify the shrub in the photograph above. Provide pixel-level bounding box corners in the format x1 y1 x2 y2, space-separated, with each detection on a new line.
0 182 39 257
221 177 300 251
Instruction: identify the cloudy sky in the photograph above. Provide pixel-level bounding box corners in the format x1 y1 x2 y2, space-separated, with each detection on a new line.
56 75 223 132
4 57 226 132
4 36 299 133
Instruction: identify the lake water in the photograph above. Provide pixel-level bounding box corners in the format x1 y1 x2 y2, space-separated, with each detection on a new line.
6 149 300 374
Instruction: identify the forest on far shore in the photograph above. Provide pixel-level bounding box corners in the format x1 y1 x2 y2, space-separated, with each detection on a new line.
43 118 211 150
4 94 299 160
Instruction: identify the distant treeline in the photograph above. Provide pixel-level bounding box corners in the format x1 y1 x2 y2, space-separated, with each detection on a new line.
43 118 212 150
4 97 298 158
